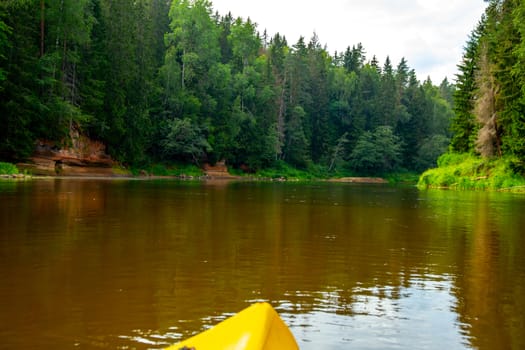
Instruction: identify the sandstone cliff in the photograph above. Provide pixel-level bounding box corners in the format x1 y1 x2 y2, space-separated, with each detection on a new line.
18 131 117 176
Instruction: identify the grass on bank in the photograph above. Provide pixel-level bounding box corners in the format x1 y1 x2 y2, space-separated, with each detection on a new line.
1 157 418 184
384 172 421 184
229 161 354 181
417 153 525 191
249 162 329 181
230 161 419 184
132 163 204 177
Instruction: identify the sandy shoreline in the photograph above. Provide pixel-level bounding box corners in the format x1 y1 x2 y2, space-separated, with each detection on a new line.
326 177 388 184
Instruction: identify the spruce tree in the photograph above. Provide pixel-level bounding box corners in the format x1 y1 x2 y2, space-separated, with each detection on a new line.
450 20 485 153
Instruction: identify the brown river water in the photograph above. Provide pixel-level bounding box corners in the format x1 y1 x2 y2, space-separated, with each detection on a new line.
0 179 524 349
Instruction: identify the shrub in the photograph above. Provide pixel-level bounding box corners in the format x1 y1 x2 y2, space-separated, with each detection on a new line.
150 163 203 177
349 126 403 175
0 162 18 175
436 153 470 167
418 153 525 191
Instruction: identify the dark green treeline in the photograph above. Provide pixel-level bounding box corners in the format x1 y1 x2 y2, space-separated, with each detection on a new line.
451 0 525 161
0 0 454 175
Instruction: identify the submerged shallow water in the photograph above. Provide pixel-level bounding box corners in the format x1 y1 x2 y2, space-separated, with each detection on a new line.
1 179 524 349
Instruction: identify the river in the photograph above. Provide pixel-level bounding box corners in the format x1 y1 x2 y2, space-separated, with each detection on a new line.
1 179 524 349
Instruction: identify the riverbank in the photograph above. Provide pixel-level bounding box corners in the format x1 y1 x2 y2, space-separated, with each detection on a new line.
2 160 414 184
418 153 525 192
0 173 31 180
0 162 31 180
327 177 388 184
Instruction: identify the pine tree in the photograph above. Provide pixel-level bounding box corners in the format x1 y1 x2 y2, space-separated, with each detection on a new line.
0 17 10 84
268 33 288 159
490 0 523 158
0 1 41 159
450 19 485 153
378 56 397 127
306 33 332 163
509 0 525 159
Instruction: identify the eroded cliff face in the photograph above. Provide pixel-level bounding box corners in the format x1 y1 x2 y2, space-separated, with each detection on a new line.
203 160 235 179
18 131 116 176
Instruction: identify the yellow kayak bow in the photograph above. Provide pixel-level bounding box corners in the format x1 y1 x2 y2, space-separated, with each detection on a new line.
166 302 299 350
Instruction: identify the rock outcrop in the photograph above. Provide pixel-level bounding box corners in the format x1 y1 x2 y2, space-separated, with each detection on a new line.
203 160 237 179
18 131 116 176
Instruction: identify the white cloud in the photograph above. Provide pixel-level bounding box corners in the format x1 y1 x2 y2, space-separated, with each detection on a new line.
210 0 487 83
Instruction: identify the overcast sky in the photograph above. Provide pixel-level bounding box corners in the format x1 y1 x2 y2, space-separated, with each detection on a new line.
210 0 488 83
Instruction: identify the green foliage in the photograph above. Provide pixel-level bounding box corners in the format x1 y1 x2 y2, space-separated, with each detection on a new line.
0 0 456 179
0 162 18 175
435 152 472 167
384 172 420 185
415 134 450 171
0 1 40 159
419 1 525 191
228 17 260 71
284 106 309 168
450 19 484 154
418 153 525 191
161 118 211 164
450 0 525 160
140 163 203 177
166 0 219 90
0 18 11 83
349 126 403 175
249 161 329 180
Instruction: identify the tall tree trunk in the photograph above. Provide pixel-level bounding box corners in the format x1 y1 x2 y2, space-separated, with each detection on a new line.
329 132 348 171
475 42 500 157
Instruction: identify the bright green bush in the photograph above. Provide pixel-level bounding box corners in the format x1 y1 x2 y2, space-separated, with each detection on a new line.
436 153 469 167
0 162 19 175
418 153 525 191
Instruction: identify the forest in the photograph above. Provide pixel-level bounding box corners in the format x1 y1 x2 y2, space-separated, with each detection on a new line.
419 0 525 190
2 0 456 176
451 0 525 159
